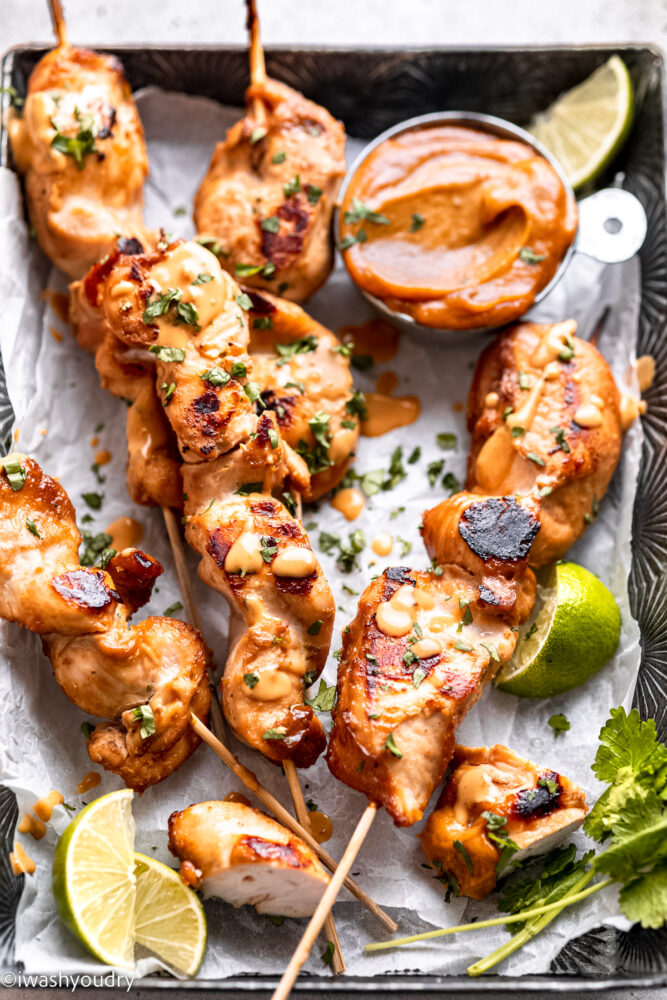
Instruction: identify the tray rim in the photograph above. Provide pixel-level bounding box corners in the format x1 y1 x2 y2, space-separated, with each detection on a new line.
1 39 666 994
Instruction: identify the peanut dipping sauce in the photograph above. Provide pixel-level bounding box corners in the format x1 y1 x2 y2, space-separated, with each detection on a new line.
338 319 400 364
362 371 420 437
340 124 577 330
105 516 144 551
77 771 101 794
49 291 70 323
34 789 64 822
308 809 333 844
331 487 365 521
11 842 35 876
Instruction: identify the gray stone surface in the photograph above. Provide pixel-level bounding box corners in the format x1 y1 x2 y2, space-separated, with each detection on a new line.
2 1 667 998
4 0 667 51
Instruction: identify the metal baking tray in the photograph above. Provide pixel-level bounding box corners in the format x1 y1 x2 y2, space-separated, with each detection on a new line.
1 41 666 993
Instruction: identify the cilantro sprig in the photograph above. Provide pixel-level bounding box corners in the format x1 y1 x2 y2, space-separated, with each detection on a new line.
364 706 667 973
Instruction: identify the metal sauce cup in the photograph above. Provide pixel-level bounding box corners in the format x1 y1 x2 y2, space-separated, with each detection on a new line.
336 111 647 339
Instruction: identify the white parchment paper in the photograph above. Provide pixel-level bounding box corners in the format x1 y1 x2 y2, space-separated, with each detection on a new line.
0 89 644 979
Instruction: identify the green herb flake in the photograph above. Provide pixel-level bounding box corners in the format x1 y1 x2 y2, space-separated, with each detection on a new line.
437 432 457 450
132 703 156 740
481 641 500 662
384 732 402 758
2 458 26 491
413 667 427 688
305 679 336 712
306 184 322 205
344 197 390 226
548 713 570 736
250 126 267 144
254 316 273 330
339 230 368 251
320 941 335 968
454 839 474 873
201 367 231 387
191 272 213 286
283 174 301 198
164 601 184 617
409 212 425 232
519 246 547 265
81 491 103 510
263 727 287 740
149 344 186 363
25 518 40 538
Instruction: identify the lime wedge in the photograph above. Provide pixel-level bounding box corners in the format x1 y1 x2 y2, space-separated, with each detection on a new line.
495 561 621 698
134 853 207 976
52 789 136 968
529 56 634 190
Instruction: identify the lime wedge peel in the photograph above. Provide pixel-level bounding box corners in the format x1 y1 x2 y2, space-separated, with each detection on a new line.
53 790 207 976
134 853 207 977
495 561 621 698
529 56 634 190
52 789 136 969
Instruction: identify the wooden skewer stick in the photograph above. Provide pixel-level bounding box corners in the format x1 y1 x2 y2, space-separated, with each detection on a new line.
47 0 68 47
162 506 202 633
284 760 345 975
246 0 266 124
190 714 395 932
161 505 229 741
272 804 378 1000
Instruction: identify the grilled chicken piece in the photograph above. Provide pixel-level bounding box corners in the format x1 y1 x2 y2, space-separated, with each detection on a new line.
247 289 359 499
184 418 333 768
194 77 346 303
9 46 147 278
70 238 338 768
327 495 538 826
168 800 330 916
419 744 588 899
452 319 622 566
90 239 257 462
0 454 210 790
125 384 183 509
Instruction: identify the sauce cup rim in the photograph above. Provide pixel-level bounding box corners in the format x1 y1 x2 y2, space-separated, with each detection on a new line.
335 110 578 338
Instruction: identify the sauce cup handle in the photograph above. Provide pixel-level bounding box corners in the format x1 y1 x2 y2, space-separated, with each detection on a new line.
575 187 647 264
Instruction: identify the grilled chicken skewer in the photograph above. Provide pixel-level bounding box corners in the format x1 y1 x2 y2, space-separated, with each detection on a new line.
275 317 630 991
330 320 625 826
71 236 360 964
423 320 624 568
327 496 538 826
169 800 330 916
0 454 210 789
70 236 360 767
419 745 588 900
194 1 346 303
8 32 148 278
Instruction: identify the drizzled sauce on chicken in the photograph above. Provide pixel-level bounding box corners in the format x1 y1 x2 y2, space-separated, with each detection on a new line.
69 238 360 768
0 454 210 790
420 745 587 899
9 45 147 278
195 78 346 303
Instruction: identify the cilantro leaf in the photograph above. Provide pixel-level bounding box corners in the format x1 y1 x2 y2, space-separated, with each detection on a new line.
305 679 336 712
592 706 667 784
618 862 667 928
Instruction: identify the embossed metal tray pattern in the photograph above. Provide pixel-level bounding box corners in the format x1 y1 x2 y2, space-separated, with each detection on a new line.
1 41 666 993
